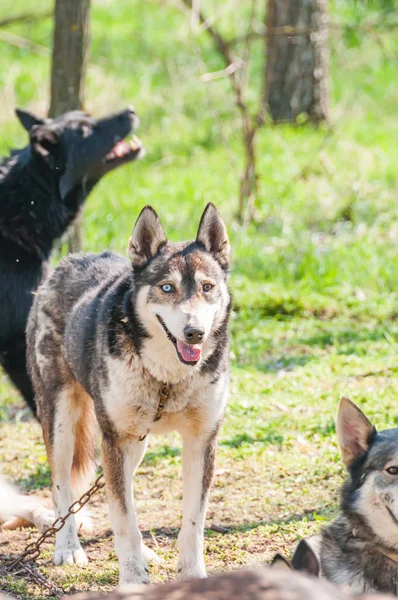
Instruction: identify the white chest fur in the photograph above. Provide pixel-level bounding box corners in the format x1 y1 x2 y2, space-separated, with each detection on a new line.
101 355 227 442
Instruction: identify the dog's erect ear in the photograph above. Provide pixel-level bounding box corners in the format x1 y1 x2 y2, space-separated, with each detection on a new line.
128 206 167 266
15 109 45 132
337 397 376 468
270 553 292 571
291 539 320 577
196 203 230 269
30 126 60 167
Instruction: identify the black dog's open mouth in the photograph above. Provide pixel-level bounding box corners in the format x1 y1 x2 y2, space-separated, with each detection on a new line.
104 134 143 165
156 315 202 366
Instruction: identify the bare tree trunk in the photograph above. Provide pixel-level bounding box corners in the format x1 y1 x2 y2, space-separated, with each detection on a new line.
265 0 328 124
49 0 91 253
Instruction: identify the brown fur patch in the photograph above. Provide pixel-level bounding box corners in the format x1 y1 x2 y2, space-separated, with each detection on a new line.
184 407 206 438
102 438 127 514
70 382 97 493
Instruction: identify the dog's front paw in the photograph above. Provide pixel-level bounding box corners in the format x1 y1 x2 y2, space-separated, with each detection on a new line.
177 560 206 581
141 543 161 565
53 547 88 566
119 556 150 585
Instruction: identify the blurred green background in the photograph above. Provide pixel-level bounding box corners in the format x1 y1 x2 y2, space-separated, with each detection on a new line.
1 0 398 594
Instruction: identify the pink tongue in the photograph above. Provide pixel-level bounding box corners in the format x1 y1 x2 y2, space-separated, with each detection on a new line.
176 340 202 362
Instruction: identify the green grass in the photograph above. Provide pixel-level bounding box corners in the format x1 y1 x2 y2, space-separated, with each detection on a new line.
1 0 398 597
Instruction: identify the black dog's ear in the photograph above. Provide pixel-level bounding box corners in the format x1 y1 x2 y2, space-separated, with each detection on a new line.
196 203 230 269
30 126 60 167
337 397 376 468
291 539 320 577
128 206 167 266
15 109 45 132
270 553 292 571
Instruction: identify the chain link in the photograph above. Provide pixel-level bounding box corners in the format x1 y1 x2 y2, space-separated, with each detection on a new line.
5 473 105 596
3 556 65 597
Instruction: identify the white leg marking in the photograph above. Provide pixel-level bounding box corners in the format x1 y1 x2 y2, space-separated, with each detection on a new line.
104 438 149 585
52 390 88 567
177 432 216 580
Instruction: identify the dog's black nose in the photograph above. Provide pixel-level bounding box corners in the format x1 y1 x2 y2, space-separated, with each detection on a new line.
184 326 205 344
127 105 136 116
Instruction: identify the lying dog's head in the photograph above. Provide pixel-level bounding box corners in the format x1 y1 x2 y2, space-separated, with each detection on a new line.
338 397 398 550
129 204 231 371
15 107 143 199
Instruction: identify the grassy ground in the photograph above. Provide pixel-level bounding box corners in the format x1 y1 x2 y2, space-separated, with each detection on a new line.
1 0 398 597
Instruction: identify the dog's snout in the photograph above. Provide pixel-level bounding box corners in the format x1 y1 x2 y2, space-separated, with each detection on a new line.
184 326 205 344
124 106 139 129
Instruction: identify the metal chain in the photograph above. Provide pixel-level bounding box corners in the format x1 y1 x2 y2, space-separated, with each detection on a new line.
5 473 105 596
2 554 65 597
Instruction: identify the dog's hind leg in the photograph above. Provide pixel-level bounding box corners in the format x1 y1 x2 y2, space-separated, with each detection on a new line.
102 436 149 585
50 383 96 566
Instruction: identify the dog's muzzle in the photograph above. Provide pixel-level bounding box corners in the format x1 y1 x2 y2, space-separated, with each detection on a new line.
156 315 202 365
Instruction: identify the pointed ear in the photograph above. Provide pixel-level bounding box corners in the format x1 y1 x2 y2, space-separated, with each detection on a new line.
291 539 320 577
196 203 230 269
337 397 376 468
270 554 292 571
30 126 60 166
15 109 44 132
128 206 167 266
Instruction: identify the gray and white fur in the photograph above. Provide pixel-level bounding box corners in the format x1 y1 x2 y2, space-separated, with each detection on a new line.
320 397 398 595
27 203 231 585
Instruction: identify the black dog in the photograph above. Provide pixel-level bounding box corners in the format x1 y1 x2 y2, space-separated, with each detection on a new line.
0 107 143 414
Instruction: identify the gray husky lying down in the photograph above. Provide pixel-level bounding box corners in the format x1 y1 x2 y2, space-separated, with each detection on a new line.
288 397 398 596
319 397 398 595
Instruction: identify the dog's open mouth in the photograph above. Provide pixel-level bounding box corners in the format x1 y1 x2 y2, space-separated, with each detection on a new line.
156 315 202 365
104 135 143 164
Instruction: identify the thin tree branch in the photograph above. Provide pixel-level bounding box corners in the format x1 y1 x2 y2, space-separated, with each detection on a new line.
0 11 51 28
240 0 258 96
0 29 49 55
200 60 243 82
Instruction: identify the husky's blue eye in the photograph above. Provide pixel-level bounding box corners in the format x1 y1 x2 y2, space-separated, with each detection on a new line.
161 283 175 293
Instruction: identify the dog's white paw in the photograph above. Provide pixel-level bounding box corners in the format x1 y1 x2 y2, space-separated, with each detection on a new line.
177 561 206 581
53 547 88 566
31 507 55 533
119 571 150 586
141 543 161 564
119 556 150 586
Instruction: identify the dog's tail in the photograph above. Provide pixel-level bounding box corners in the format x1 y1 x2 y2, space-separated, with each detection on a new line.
71 414 98 498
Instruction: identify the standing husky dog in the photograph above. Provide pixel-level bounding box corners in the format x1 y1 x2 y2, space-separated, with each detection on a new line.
27 204 231 585
0 107 142 414
320 397 398 594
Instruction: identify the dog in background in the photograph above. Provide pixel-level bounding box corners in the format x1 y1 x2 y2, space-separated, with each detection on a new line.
319 397 398 595
0 107 143 414
27 203 231 585
0 474 54 532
